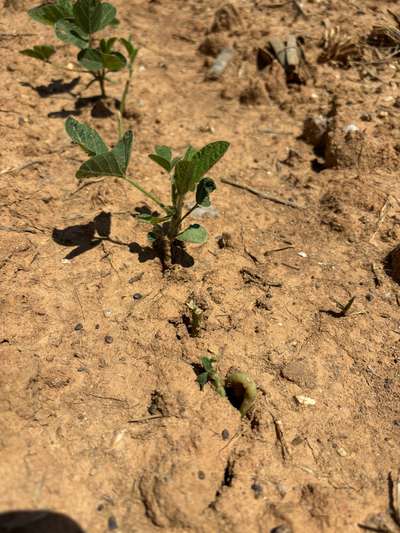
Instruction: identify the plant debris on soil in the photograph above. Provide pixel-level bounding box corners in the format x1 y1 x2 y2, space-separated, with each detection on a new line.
1 1 400 532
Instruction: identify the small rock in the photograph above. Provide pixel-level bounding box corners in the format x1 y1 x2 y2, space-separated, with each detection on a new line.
295 395 316 406
221 429 230 440
108 515 118 530
103 309 112 318
198 470 206 480
271 525 292 533
301 115 328 147
104 335 113 344
74 323 83 331
298 251 307 258
133 293 143 300
336 446 347 457
251 482 263 499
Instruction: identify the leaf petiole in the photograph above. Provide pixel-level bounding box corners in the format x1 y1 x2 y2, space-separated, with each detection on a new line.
120 175 169 214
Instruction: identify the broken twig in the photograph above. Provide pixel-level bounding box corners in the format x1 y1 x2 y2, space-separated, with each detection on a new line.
221 177 301 208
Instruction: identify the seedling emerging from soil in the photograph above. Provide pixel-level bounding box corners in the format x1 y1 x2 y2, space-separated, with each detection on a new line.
64 117 229 267
186 299 203 337
197 358 257 417
20 0 138 105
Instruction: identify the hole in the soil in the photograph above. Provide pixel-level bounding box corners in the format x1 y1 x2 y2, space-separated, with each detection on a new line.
310 158 326 173
0 510 85 533
383 245 400 284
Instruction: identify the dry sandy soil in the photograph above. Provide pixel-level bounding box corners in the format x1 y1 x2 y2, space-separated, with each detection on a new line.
1 0 400 532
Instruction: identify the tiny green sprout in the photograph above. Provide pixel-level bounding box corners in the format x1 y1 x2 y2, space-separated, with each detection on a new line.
197 357 226 398
197 358 257 417
64 117 229 268
186 299 203 337
20 0 138 107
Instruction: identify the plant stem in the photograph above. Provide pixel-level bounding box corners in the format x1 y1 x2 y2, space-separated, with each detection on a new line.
168 194 184 240
179 203 199 225
98 70 106 98
120 175 169 214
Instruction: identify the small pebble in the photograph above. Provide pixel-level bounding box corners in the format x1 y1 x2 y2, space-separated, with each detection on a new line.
366 293 374 302
108 515 118 530
105 335 113 344
74 323 83 331
393 420 400 427
221 429 230 440
103 309 112 318
133 293 143 300
297 251 307 258
251 482 263 499
198 470 206 480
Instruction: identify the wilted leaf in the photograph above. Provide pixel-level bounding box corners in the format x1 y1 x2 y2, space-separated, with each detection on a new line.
55 19 89 49
73 0 116 34
196 177 216 207
20 45 56 61
176 224 208 244
65 117 108 156
76 130 133 179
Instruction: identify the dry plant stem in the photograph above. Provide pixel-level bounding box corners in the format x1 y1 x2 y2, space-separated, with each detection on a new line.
221 177 301 208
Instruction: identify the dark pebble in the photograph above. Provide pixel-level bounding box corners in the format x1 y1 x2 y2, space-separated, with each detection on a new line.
393 420 400 427
105 335 113 344
133 293 143 300
198 470 206 480
97 504 104 511
221 429 230 440
95 324 100 330
108 515 118 530
74 323 83 331
366 293 374 302
251 482 263 498
271 526 292 533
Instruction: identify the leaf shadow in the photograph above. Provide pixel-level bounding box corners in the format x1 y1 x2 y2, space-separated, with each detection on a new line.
0 510 85 533
20 77 81 98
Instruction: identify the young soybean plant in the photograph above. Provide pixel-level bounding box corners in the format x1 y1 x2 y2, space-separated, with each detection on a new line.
20 0 138 107
64 117 229 267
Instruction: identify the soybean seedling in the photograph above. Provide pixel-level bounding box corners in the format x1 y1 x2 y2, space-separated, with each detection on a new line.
197 358 257 417
20 0 138 110
64 117 229 267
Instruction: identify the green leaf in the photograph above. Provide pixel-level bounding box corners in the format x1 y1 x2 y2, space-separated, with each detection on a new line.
176 224 208 244
149 154 171 173
76 130 133 179
100 37 117 53
73 0 117 34
120 37 139 64
100 51 126 71
55 19 89 49
201 357 215 372
155 145 172 162
174 160 195 195
28 1 73 26
189 141 229 191
183 145 197 161
196 177 216 207
137 213 171 225
20 45 56 62
77 47 103 71
197 372 209 389
65 117 108 156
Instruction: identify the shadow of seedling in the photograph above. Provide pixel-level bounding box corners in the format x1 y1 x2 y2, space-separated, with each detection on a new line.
21 77 81 98
52 211 112 260
0 510 85 533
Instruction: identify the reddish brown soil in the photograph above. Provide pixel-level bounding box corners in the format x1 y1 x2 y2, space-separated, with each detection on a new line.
1 1 400 532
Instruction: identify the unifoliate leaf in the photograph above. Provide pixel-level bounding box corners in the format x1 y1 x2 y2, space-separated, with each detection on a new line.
197 372 209 388
100 51 126 71
196 177 216 207
100 37 116 53
28 1 72 25
189 141 229 190
77 47 103 71
120 37 138 64
20 45 56 62
176 224 208 244
55 19 89 49
73 0 117 34
76 130 133 179
137 213 172 225
65 117 108 156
